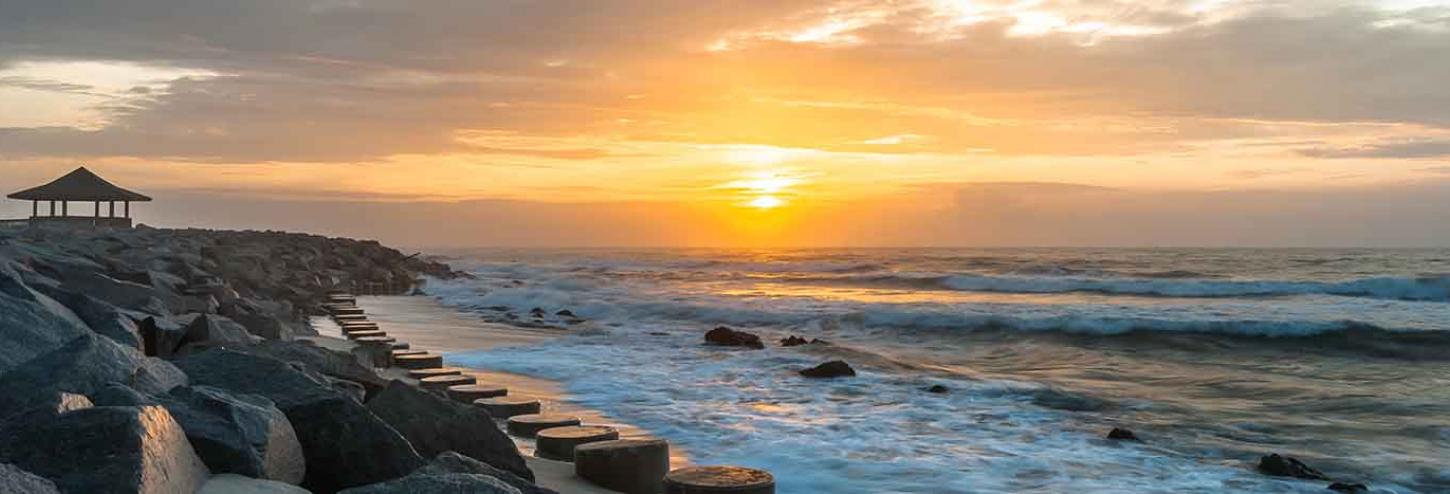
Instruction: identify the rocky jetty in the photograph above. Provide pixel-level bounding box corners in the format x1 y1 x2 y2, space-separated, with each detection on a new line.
0 226 551 494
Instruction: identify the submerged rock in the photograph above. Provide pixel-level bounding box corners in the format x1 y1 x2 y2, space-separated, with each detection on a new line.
157 385 305 484
799 360 856 378
1106 428 1140 441
1327 482 1369 493
0 405 211 494
779 335 809 347
1257 454 1330 481
176 349 422 493
924 384 950 394
705 326 764 349
366 381 532 482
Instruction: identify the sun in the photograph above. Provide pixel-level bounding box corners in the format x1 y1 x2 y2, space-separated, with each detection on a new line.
747 195 785 209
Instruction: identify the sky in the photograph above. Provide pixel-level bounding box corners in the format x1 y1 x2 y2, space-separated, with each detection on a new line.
2 0 1449 247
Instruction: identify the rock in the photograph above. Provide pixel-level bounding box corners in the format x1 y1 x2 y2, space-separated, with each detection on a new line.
29 285 143 350
663 466 774 494
575 439 670 494
137 315 190 358
778 336 809 347
0 463 60 494
240 340 390 400
555 310 575 318
704 327 763 350
326 376 368 403
0 405 211 494
0 264 91 374
1106 427 1139 441
91 382 154 406
157 385 306 484
176 349 423 493
180 313 263 347
199 473 312 494
924 385 949 394
58 271 159 311
417 452 556 494
798 360 855 378
365 381 532 482
1257 454 1330 481
0 332 186 420
1327 482 1369 493
529 308 546 318
337 473 522 494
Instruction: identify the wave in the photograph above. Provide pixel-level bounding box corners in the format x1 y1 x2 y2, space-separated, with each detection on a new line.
775 272 1450 302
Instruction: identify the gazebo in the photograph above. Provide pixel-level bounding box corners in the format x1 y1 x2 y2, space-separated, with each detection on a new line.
6 167 151 228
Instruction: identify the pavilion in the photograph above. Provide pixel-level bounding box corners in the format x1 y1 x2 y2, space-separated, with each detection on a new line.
6 167 151 228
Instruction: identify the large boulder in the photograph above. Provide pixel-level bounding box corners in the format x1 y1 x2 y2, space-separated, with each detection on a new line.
28 284 144 350
366 381 532 481
0 263 91 374
58 271 159 311
0 463 61 494
337 473 522 494
199 474 312 494
157 385 306 484
179 313 263 348
137 315 190 358
175 350 422 493
418 452 556 494
221 298 299 340
0 405 211 494
0 332 187 420
240 340 388 399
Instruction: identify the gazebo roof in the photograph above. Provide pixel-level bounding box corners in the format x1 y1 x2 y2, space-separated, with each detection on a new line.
7 167 152 202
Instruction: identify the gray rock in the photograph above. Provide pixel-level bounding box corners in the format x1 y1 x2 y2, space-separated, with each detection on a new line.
157 386 306 484
91 382 154 406
199 474 312 494
0 264 90 374
179 313 264 347
0 332 186 420
0 463 60 494
29 285 144 350
420 452 555 494
58 271 158 311
176 349 422 494
0 405 211 494
240 340 388 400
137 315 190 358
366 381 532 482
337 473 521 494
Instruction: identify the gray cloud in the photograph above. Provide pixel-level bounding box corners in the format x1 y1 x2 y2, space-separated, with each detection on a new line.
1299 139 1450 159
0 1 1447 163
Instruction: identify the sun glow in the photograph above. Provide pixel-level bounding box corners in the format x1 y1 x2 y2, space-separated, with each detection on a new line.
748 195 785 209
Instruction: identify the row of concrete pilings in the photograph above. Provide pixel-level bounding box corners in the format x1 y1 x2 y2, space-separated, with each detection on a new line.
323 291 776 494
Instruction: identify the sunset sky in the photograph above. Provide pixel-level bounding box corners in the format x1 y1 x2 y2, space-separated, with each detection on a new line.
3 1 1449 247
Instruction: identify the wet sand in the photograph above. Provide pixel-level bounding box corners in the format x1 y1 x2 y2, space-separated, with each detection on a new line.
319 295 688 491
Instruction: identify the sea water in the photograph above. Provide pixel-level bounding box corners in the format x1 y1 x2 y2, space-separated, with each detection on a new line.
437 248 1450 493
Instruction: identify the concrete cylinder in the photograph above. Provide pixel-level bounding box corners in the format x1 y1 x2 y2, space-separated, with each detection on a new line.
446 384 507 402
394 353 444 370
392 349 426 358
407 367 462 379
664 466 774 494
536 425 620 462
345 330 386 340
507 414 581 438
391 342 411 350
352 335 396 344
475 397 542 418
419 374 477 391
575 439 670 494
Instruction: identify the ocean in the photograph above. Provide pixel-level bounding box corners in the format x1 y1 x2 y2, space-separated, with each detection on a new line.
431 248 1450 493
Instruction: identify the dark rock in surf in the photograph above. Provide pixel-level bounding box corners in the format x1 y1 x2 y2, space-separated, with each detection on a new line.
924 384 950 394
799 360 856 378
1257 454 1330 481
1106 428 1139 441
705 326 764 349
529 307 546 318
365 381 532 482
1327 482 1368 493
555 310 575 317
779 335 809 347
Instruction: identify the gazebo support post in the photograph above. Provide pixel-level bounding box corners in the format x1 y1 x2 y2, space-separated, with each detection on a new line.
108 201 115 218
94 201 100 218
48 201 54 216
61 201 67 217
31 201 37 218
124 201 130 218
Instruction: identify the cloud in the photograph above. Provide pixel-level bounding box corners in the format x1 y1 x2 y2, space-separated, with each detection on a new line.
1299 139 1450 159
0 1 1447 164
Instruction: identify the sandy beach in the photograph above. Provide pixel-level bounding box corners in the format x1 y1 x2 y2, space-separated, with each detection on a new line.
315 294 689 493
